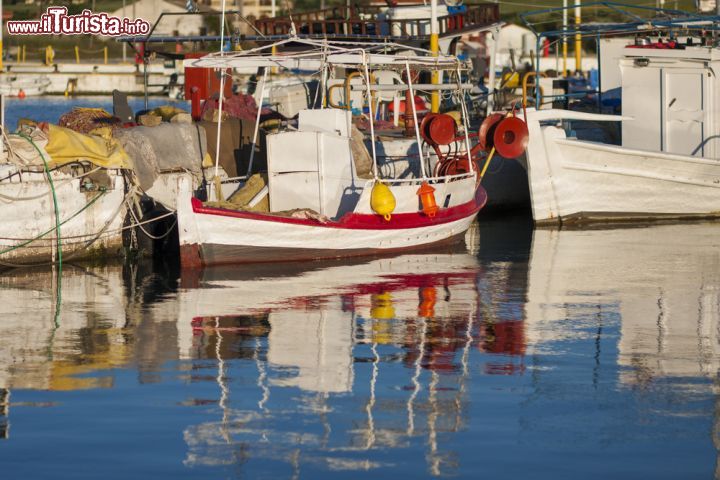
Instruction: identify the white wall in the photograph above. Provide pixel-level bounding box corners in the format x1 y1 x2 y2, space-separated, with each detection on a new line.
109 0 203 36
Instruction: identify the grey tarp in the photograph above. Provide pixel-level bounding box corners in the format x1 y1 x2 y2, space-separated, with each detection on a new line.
115 123 207 191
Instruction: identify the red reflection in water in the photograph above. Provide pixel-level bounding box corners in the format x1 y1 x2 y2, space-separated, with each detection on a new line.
188 266 528 375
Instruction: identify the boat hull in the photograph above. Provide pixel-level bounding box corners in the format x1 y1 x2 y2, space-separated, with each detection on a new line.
178 179 486 267
0 169 128 266
187 231 467 265
525 109 720 224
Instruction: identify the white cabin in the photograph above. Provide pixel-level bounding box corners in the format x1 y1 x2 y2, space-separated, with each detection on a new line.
621 45 719 159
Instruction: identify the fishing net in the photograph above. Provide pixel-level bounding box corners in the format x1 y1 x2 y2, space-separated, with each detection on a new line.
58 107 122 135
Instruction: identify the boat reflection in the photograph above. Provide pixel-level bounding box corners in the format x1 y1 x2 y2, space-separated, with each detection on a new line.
526 223 720 388
0 265 131 392
0 229 531 474
177 247 496 474
6 220 720 475
522 223 720 476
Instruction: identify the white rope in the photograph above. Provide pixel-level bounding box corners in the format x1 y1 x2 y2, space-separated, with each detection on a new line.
0 166 103 203
125 195 178 241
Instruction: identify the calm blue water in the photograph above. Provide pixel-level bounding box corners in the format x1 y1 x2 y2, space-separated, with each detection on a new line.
3 95 190 132
0 214 719 478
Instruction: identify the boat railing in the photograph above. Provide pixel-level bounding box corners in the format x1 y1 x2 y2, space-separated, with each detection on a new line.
372 172 475 186
255 3 500 39
257 5 384 24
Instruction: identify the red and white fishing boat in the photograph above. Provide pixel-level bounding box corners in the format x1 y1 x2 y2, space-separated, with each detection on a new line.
177 38 524 267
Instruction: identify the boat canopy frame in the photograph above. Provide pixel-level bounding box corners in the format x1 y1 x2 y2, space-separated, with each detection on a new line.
198 37 477 189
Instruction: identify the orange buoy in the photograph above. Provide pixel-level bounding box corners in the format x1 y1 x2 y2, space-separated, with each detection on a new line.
417 181 439 218
427 113 457 146
418 286 437 318
17 89 26 99
493 116 529 158
420 113 457 146
477 112 504 152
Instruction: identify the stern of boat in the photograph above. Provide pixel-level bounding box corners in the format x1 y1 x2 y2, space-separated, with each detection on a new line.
177 175 203 268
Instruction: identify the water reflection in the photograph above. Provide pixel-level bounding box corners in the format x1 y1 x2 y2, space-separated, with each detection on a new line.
170 249 490 474
2 220 720 477
526 224 720 386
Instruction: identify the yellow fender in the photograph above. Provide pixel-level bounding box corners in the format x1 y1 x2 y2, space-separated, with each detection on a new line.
370 181 396 221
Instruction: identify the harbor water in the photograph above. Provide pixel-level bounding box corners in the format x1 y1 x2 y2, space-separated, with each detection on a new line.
1 100 719 479
2 96 189 133
0 213 719 478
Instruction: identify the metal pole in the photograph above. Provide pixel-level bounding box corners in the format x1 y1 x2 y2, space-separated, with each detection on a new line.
574 0 581 73
143 59 148 109
562 0 567 75
430 0 440 113
486 25 499 114
122 0 127 62
0 95 4 154
405 62 428 179
597 33 602 112
364 58 379 179
0 0 4 72
214 0 228 181
535 36 541 107
246 68 267 177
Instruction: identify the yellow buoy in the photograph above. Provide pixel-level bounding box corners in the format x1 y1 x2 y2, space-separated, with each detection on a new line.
370 181 396 221
371 292 396 320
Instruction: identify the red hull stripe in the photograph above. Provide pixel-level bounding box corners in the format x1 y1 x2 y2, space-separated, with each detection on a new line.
191 186 487 230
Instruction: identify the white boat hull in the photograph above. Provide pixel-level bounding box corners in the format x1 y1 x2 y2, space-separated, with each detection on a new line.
177 176 486 267
0 168 128 265
525 109 720 224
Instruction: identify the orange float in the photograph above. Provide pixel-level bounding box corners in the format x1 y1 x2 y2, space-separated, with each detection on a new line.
493 116 529 158
417 181 439 218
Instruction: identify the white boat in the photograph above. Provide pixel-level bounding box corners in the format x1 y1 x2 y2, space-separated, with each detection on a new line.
0 121 209 266
0 163 129 266
0 76 51 96
521 41 720 224
176 38 516 267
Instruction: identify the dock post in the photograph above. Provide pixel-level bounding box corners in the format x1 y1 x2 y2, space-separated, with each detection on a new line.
104 47 108 65
75 46 80 64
